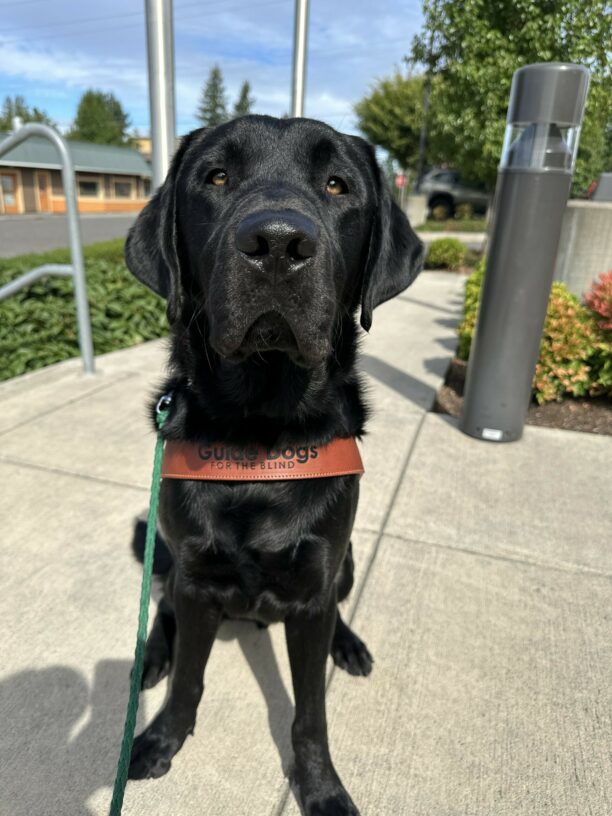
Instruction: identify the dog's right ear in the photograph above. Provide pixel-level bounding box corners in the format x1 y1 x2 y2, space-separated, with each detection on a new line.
125 131 197 322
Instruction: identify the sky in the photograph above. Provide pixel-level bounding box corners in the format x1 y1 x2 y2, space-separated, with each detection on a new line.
0 0 423 138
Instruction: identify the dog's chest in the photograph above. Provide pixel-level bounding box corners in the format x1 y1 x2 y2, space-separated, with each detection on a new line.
159 477 356 619
184 528 329 619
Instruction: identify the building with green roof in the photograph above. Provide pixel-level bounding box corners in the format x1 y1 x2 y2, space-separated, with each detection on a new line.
0 133 152 215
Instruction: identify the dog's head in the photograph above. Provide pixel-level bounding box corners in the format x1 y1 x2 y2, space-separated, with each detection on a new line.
126 115 423 368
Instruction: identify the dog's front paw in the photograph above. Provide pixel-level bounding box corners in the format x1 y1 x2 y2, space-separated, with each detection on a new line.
306 791 360 815
128 727 179 780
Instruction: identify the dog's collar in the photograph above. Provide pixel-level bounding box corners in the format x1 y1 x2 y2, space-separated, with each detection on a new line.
161 437 364 481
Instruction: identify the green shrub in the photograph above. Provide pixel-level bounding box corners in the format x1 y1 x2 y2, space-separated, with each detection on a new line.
454 202 475 220
424 237 467 270
457 258 485 360
0 239 168 381
457 262 612 404
588 334 612 395
533 284 603 403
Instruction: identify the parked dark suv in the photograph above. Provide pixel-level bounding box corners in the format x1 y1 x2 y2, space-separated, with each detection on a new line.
417 168 491 220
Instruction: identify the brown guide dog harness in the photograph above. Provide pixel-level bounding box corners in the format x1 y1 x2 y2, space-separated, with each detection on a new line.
161 437 364 481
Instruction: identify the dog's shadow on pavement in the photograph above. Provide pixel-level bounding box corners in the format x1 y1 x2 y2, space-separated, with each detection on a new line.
0 627 296 816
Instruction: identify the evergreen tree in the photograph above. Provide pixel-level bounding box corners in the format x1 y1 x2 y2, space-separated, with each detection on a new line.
196 66 228 127
69 90 132 146
233 81 255 118
0 95 54 130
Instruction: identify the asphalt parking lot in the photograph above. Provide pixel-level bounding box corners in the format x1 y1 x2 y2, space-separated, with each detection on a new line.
0 213 137 257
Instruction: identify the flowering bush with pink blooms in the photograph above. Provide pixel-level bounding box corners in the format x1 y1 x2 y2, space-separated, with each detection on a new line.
584 271 612 331
582 271 612 397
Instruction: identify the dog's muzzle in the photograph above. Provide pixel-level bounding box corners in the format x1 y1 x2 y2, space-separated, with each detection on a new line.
208 208 333 366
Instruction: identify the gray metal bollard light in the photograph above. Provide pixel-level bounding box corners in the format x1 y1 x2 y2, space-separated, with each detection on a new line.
459 63 590 443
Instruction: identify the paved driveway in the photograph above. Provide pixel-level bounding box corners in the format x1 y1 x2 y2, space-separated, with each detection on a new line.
0 213 137 257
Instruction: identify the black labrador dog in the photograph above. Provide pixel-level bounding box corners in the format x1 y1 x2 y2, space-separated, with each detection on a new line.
125 114 423 815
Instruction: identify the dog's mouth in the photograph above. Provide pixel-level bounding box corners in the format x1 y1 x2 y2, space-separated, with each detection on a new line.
212 309 331 368
242 311 299 354
215 310 302 364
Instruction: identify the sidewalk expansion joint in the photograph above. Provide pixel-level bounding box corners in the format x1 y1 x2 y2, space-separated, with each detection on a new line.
383 530 612 581
343 411 428 631
0 371 134 439
0 454 149 493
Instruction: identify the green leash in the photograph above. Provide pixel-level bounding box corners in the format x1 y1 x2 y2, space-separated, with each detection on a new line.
108 393 172 816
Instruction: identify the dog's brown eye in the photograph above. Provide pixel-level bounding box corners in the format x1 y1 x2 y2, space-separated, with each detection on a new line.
325 176 347 196
208 169 228 187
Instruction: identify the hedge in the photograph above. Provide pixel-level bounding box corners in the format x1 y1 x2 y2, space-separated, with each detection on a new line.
424 237 467 270
0 239 168 382
458 260 612 404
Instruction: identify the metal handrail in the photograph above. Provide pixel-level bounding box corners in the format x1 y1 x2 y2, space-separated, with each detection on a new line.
0 122 95 374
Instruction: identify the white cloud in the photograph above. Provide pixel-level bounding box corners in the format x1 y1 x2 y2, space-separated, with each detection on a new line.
0 0 423 135
0 39 146 92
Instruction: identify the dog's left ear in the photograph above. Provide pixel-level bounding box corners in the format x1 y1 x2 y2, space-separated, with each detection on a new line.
359 146 424 332
125 131 198 322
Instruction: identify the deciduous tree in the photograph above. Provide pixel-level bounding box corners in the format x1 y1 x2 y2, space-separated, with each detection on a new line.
354 74 427 172
410 0 611 192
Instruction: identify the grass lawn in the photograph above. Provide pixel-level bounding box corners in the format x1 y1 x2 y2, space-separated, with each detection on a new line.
416 218 487 232
0 238 168 382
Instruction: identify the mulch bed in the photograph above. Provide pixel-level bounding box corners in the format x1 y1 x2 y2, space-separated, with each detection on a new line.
433 357 612 436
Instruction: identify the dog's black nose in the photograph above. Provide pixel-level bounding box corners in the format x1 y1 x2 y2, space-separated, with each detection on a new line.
235 210 318 265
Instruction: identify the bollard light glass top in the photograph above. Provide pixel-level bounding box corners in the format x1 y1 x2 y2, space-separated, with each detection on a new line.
502 123 579 172
499 62 589 174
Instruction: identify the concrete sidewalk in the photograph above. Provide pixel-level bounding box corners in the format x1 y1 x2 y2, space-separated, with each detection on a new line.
1 271 611 816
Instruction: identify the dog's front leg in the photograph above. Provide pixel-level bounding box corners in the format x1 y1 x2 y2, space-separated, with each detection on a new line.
285 593 360 816
129 586 221 780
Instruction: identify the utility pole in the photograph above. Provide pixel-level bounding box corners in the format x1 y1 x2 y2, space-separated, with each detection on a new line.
416 19 435 185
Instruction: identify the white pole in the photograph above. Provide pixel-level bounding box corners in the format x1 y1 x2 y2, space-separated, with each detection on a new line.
145 0 176 188
291 0 310 117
